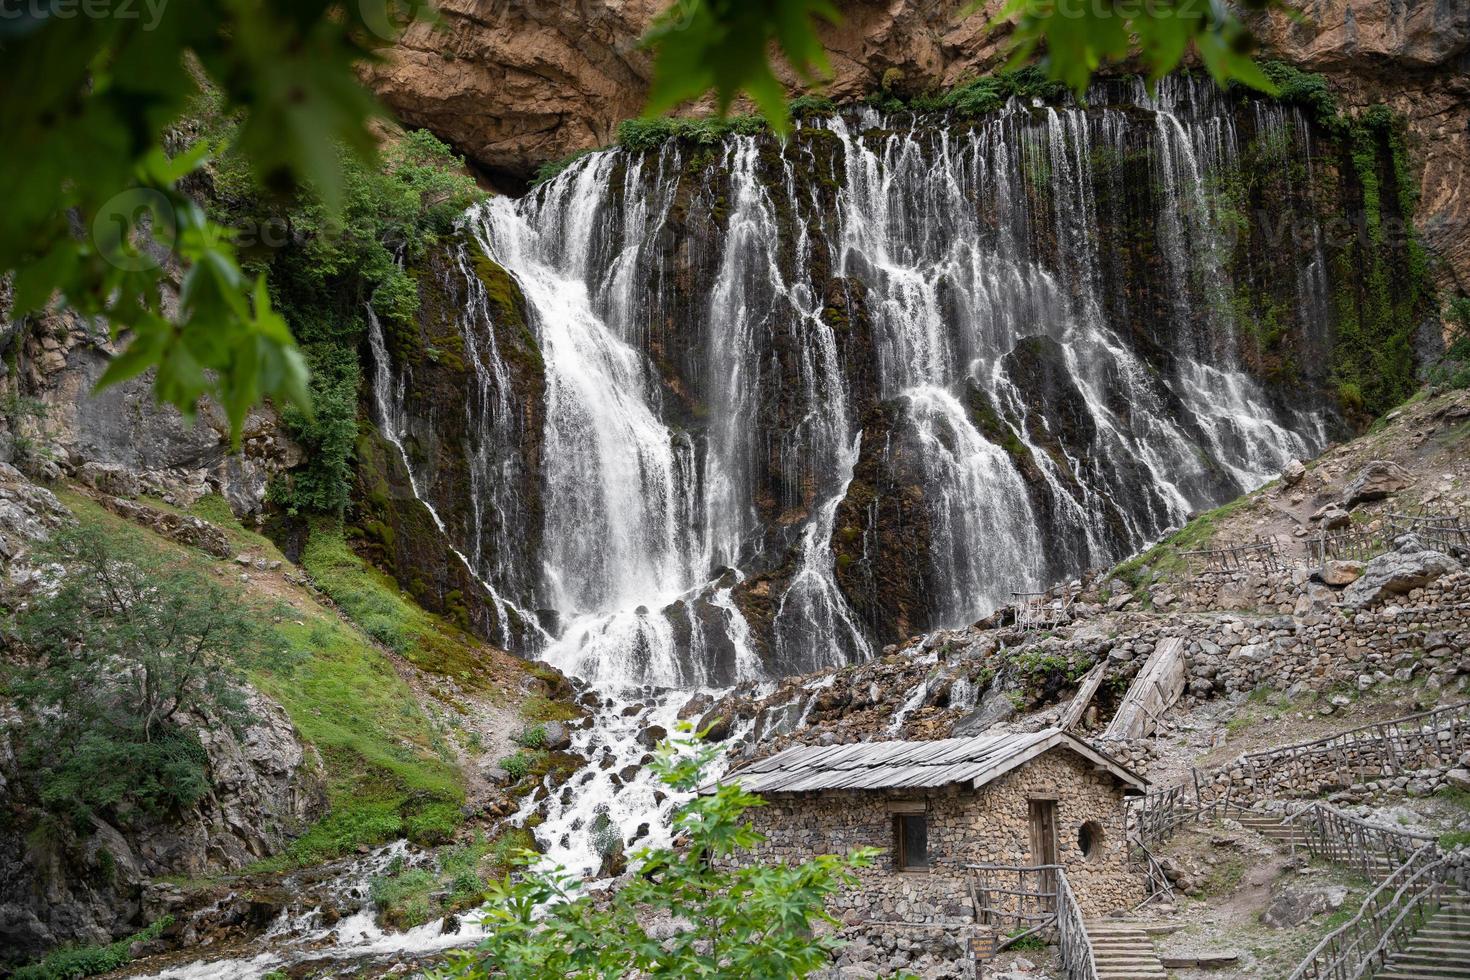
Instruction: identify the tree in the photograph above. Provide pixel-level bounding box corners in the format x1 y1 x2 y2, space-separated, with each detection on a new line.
1 1 1287 440
1 522 292 823
432 733 881 979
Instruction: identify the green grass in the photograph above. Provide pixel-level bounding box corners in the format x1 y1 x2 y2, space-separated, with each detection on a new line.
300 518 488 684
1109 491 1263 589
55 490 466 868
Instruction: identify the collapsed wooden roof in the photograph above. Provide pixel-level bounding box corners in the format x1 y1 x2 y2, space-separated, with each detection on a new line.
711 728 1147 796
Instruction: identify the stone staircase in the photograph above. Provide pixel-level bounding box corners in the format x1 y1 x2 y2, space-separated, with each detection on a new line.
1083 920 1167 980
1376 891 1470 980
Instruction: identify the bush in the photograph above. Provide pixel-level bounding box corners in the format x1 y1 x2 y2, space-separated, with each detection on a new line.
616 115 766 152
433 733 876 979
514 724 548 750
499 753 532 782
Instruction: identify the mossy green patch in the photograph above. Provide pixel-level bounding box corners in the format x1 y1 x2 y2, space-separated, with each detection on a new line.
299 517 487 685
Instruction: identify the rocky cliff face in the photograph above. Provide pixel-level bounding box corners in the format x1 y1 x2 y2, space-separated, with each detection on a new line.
0 463 327 961
367 1 1470 291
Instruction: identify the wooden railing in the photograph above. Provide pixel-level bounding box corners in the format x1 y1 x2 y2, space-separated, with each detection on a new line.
1284 802 1438 877
1286 843 1444 980
1011 590 1074 631
1181 534 1295 574
1054 868 1100 980
1236 701 1470 799
968 864 1098 980
1131 838 1175 910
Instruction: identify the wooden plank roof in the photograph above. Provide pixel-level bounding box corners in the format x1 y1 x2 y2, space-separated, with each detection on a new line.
708 728 1147 796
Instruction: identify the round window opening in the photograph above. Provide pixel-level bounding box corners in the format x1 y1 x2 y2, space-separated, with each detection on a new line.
1078 821 1104 862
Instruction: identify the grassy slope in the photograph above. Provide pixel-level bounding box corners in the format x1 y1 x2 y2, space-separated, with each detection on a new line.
56 489 469 866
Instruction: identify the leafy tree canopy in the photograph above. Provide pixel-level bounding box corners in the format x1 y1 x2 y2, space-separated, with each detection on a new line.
1 0 1287 440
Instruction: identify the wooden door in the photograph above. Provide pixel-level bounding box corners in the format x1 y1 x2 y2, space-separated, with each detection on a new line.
1029 799 1058 912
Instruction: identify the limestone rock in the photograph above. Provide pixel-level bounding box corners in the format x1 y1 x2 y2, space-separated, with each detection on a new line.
1320 559 1365 586
1311 504 1351 529
1343 460 1413 508
1341 542 1461 608
542 720 572 752
1281 459 1306 486
1261 883 1348 928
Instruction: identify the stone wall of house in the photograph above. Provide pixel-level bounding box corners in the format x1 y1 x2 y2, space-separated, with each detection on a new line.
732 749 1143 929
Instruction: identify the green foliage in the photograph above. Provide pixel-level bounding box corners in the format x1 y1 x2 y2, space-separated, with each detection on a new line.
887 67 1067 118
433 732 876 979
642 0 840 136
270 343 361 514
515 724 549 750
788 95 838 119
0 0 442 439
1005 927 1047 952
200 123 482 515
988 0 1283 97
1259 61 1338 123
11 915 172 980
2 522 290 825
499 753 533 782
617 115 768 153
372 866 440 928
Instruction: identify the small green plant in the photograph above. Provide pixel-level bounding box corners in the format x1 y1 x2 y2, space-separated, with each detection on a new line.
515 724 548 750
500 752 532 782
1006 927 1047 952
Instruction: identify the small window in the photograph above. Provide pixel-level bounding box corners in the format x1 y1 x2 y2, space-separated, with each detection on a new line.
1078 820 1103 862
895 814 929 871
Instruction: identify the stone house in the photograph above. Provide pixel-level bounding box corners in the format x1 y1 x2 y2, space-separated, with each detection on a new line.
714 728 1148 926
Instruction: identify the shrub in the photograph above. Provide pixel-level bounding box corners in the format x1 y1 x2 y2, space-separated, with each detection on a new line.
515 724 548 750
499 753 532 782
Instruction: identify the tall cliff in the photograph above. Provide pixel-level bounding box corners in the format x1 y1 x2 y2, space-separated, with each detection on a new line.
366 76 1427 692
366 0 1470 291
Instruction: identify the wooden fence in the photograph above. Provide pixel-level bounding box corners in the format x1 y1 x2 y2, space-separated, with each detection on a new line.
1388 508 1470 556
1125 702 1470 850
1285 802 1438 877
1235 701 1470 799
1180 535 1295 575
1309 524 1393 565
1011 590 1074 631
968 863 1098 980
1287 844 1446 980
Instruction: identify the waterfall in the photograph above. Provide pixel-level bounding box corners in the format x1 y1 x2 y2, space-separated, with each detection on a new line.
376 74 1334 695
